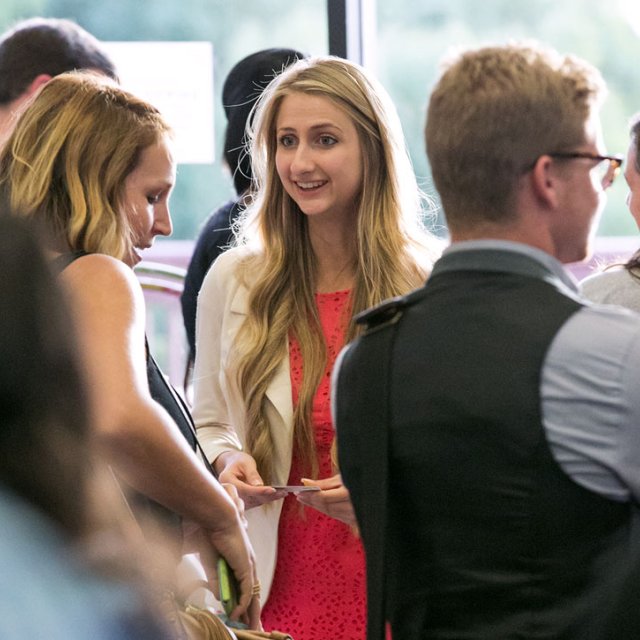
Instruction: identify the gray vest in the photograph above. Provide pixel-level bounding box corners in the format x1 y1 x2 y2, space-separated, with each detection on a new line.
337 250 633 640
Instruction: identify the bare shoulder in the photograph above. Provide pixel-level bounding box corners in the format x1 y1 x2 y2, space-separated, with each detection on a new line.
59 254 144 313
61 253 139 292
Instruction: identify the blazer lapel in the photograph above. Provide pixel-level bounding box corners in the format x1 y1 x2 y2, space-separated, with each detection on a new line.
228 282 294 433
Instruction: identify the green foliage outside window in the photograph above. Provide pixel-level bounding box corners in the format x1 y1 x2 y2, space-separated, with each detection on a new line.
376 0 640 236
0 0 327 241
2 0 638 238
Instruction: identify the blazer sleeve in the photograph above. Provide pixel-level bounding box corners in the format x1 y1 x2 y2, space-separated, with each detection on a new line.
192 250 244 463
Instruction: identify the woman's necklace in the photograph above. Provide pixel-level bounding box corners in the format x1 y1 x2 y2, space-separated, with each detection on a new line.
317 259 355 293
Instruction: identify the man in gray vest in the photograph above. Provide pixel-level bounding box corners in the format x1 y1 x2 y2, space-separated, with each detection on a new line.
334 41 640 640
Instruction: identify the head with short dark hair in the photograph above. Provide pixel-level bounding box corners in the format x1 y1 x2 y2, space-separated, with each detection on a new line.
425 41 606 232
222 47 306 195
0 71 171 261
0 17 117 106
622 112 640 276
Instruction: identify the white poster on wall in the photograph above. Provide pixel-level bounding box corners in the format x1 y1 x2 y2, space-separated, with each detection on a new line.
102 41 214 164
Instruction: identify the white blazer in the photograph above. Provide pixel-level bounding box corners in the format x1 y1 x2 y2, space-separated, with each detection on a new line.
192 246 294 601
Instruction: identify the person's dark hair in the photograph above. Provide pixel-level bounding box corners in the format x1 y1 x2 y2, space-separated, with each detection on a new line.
222 47 306 195
0 17 117 105
0 213 91 536
625 112 640 279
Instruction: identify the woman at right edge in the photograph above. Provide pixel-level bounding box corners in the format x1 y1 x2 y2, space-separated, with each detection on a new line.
581 112 640 311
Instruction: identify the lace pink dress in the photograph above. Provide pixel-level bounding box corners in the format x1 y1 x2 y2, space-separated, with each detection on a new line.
260 290 367 640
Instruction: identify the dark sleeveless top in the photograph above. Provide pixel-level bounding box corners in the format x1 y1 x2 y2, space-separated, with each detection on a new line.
52 251 197 536
338 249 633 640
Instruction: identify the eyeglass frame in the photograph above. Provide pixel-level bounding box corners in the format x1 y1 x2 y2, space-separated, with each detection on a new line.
546 152 624 189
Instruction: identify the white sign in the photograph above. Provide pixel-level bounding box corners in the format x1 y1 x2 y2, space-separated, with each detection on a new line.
103 41 215 164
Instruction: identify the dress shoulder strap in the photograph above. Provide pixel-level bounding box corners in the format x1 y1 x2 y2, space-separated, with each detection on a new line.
50 250 89 274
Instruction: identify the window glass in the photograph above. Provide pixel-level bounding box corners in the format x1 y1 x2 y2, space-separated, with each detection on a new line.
0 0 327 386
375 0 640 237
0 0 328 240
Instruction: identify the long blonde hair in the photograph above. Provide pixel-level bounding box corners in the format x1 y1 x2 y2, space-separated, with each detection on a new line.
232 56 438 482
0 71 170 260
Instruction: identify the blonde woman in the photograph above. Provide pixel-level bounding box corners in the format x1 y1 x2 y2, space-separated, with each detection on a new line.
192 55 440 639
0 71 259 627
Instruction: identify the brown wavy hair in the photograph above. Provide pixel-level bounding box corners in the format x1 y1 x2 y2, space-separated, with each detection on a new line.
0 71 170 260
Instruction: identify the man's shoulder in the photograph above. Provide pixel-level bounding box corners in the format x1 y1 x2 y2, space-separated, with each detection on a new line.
583 300 640 327
354 287 426 335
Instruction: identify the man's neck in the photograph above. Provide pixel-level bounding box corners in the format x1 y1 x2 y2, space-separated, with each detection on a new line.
0 93 35 148
0 105 14 148
449 216 557 259
0 98 24 148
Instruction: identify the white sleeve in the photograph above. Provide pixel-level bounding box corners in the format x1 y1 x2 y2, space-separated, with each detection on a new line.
542 304 640 502
191 252 243 464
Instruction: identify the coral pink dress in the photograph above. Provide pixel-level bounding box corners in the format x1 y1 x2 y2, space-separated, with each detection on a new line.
261 290 367 640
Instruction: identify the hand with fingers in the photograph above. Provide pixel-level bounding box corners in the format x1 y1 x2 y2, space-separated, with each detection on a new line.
296 473 357 526
181 493 262 629
215 450 287 509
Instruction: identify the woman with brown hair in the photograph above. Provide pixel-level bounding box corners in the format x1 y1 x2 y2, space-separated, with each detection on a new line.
0 71 259 628
581 112 640 310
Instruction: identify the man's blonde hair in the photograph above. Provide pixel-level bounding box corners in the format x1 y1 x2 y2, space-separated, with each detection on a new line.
425 41 606 230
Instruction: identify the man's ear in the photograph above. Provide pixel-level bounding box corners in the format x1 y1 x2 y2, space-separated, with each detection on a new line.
25 74 52 98
530 154 559 209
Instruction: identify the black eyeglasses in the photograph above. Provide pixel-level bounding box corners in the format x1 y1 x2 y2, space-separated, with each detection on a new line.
548 152 624 190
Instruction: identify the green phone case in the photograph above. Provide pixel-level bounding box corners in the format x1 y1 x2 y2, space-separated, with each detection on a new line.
217 556 238 616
